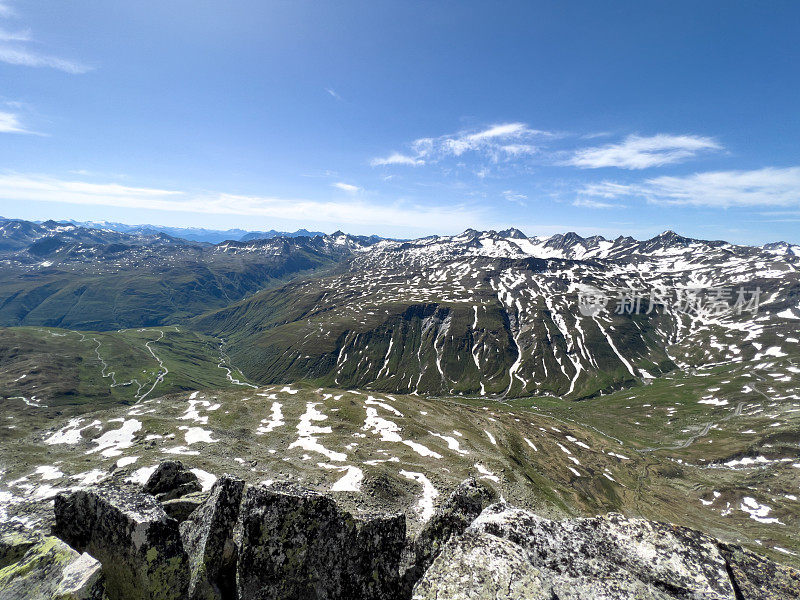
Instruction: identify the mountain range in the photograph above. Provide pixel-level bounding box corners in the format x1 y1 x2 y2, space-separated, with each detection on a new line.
0 216 798 574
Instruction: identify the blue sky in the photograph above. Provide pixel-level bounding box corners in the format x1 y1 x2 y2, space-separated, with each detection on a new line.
0 1 799 242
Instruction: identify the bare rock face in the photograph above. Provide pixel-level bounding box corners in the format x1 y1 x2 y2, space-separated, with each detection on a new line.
236 482 405 600
180 474 245 600
0 522 39 569
143 460 202 501
471 507 736 599
411 529 552 600
413 504 800 600
718 542 800 600
399 477 495 597
53 486 189 600
0 522 105 600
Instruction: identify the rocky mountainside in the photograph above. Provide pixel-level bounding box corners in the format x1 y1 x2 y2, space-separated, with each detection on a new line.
2 465 797 599
0 223 798 596
0 218 186 252
196 228 800 399
64 220 329 244
0 219 378 329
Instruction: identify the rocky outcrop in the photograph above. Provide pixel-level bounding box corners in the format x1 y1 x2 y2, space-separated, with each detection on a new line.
413 504 800 600
53 485 189 600
399 477 495 597
162 491 208 522
0 522 105 599
40 471 800 600
180 474 245 600
719 542 800 600
143 460 202 501
0 522 39 569
412 529 551 599
237 482 405 600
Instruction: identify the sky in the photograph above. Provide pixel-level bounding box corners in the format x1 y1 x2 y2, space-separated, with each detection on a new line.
0 1 799 243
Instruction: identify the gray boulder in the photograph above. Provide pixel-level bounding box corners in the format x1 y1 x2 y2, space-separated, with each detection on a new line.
237 482 405 600
399 477 494 597
471 507 737 598
415 505 746 599
54 485 189 600
0 523 105 600
412 529 552 600
180 474 245 600
143 460 202 501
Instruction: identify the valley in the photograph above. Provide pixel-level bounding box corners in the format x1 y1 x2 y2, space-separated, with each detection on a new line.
0 219 798 579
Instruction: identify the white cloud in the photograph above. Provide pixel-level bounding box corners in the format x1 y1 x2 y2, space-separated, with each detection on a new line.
499 144 537 156
370 152 424 167
0 27 30 41
0 173 485 231
325 87 343 101
332 182 361 193
0 110 32 134
568 134 721 169
371 122 552 169
0 5 91 73
580 167 800 208
572 198 621 209
0 46 91 73
502 190 527 205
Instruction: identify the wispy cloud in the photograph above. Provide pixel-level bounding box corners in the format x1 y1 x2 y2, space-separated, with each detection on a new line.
0 27 30 41
0 110 34 134
0 46 91 73
580 167 800 207
0 173 484 231
325 87 343 101
568 134 721 169
502 190 527 205
370 152 424 167
0 3 91 73
332 182 361 193
371 122 553 170
572 197 621 209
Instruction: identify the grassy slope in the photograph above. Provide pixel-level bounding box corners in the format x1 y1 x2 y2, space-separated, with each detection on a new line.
1 361 797 566
0 326 255 437
0 246 340 330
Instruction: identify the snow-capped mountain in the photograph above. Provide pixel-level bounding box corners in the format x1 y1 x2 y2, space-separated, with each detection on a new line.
197 228 800 399
763 241 800 257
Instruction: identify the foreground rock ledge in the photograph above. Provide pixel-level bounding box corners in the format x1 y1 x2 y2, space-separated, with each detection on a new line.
39 471 800 600
414 504 800 600
0 522 105 599
54 486 189 600
237 482 406 600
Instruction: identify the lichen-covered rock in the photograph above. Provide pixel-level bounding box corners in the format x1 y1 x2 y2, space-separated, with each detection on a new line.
237 482 405 600
54 485 189 600
0 522 40 569
162 491 208 522
412 529 551 600
399 477 494 597
348 512 407 600
718 542 800 600
180 474 244 600
472 506 737 599
143 460 201 501
415 504 754 599
0 525 105 600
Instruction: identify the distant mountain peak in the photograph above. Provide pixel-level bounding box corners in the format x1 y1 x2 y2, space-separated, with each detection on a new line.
498 227 527 239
